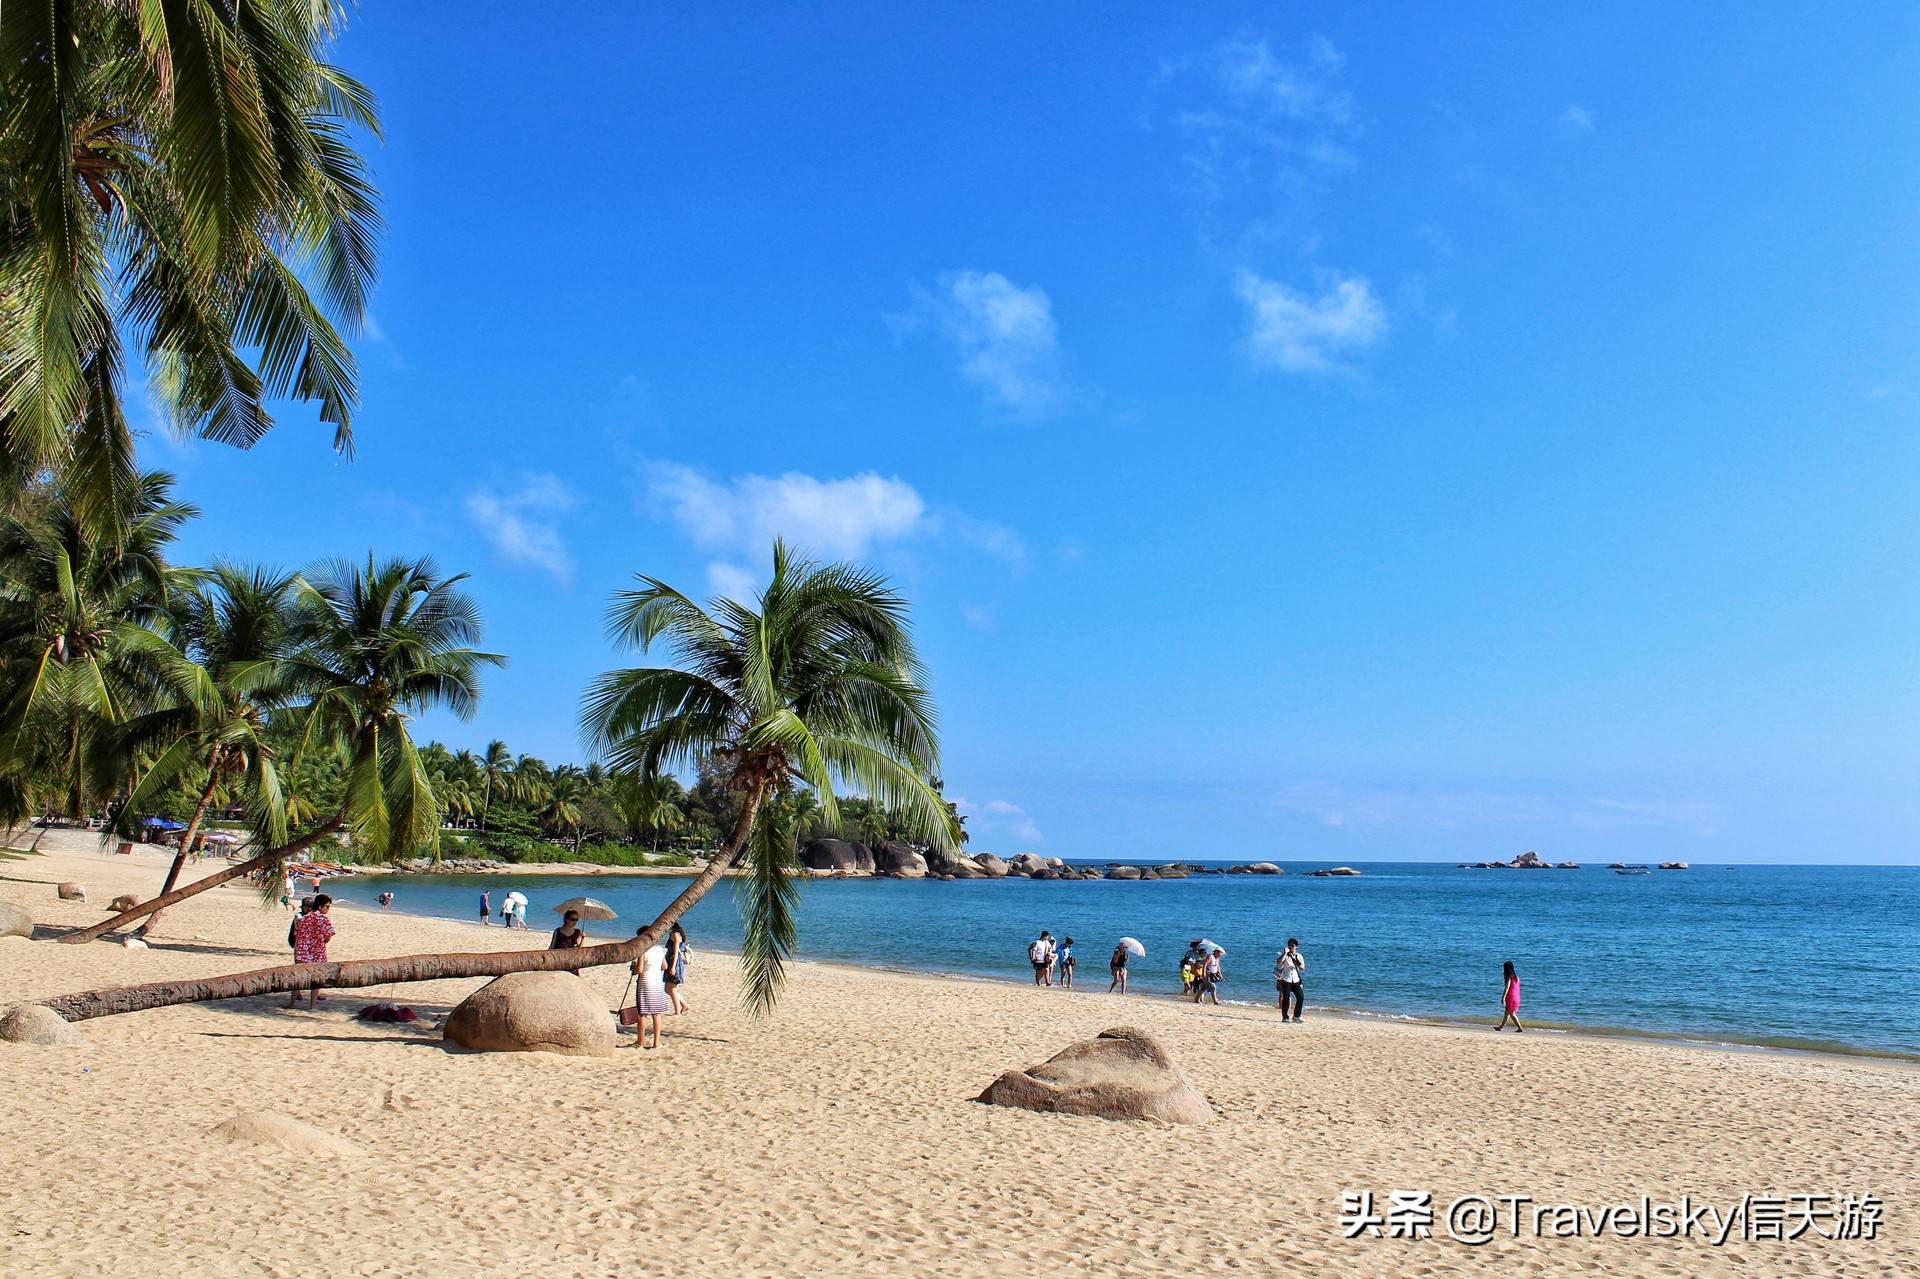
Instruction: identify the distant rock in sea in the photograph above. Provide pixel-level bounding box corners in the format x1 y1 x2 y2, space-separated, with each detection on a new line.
1309 866 1361 877
1659 861 1689 870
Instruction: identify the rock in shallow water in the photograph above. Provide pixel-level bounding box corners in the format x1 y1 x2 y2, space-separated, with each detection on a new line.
443 971 615 1057
975 1026 1213 1125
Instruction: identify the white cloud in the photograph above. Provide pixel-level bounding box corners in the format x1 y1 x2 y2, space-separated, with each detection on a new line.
465 473 577 583
1236 270 1386 373
1162 34 1360 213
952 796 1044 846
705 561 761 605
1557 103 1596 133
1212 34 1352 126
898 270 1066 416
646 463 927 560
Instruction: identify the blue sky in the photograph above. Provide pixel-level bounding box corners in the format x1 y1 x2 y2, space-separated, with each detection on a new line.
159 4 1918 864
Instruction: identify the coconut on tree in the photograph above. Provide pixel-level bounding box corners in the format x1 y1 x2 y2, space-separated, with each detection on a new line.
39 541 958 1019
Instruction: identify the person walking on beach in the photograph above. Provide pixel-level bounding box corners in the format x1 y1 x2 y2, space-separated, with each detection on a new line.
478 889 491 925
1274 938 1306 1021
1496 960 1524 1032
1192 947 1224 1005
1108 940 1130 994
286 895 334 1010
664 923 691 1014
1057 936 1076 988
1028 931 1055 986
628 928 672 1049
1180 940 1206 995
279 872 294 912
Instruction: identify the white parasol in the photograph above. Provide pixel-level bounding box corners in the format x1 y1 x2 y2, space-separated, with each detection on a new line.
503 890 528 907
1118 936 1146 957
553 896 616 921
1196 938 1226 955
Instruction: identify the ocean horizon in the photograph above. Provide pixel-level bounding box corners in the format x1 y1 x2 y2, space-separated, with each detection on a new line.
324 859 1920 1060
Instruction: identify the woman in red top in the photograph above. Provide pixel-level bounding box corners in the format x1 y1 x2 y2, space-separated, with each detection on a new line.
287 894 335 1010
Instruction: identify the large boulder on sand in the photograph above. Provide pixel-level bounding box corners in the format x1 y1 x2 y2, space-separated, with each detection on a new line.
211 1110 363 1158
0 1004 81 1046
443 972 615 1058
56 882 86 901
799 839 875 874
107 894 140 913
0 901 31 939
976 1026 1213 1125
873 841 928 877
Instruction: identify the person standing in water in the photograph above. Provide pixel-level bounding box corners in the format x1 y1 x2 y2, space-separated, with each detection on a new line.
1107 940 1130 993
478 889 491 926
1057 936 1076 988
1496 960 1524 1032
1273 938 1306 1021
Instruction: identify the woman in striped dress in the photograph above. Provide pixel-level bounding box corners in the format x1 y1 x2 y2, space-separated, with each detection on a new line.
630 929 672 1050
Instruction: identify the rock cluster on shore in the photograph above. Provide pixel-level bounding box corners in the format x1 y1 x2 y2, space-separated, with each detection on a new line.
798 841 1344 881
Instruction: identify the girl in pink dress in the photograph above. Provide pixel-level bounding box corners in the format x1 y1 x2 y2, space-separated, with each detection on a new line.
288 895 335 1010
1496 960 1524 1032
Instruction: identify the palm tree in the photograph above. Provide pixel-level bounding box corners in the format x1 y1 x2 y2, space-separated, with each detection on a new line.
477 739 512 833
0 470 197 817
61 564 295 944
0 0 382 537
541 768 585 850
57 555 501 941
38 542 956 1018
617 770 686 848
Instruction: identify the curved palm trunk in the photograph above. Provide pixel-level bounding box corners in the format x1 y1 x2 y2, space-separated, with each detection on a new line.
134 750 223 939
39 786 766 1021
55 817 343 945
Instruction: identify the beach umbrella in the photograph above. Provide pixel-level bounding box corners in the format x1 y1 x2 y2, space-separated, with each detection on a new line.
203 832 243 845
503 891 528 907
1118 937 1146 957
1196 938 1225 954
552 896 616 921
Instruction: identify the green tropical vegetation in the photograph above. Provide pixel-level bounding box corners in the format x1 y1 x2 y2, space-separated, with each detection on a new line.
0 0 380 539
2 5 960 1022
40 541 961 1019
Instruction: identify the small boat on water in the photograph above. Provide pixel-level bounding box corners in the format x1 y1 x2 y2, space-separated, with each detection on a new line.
1614 867 1650 876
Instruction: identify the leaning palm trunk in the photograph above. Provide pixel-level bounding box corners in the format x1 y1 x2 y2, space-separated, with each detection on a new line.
55 818 343 945
133 754 223 939
39 789 763 1021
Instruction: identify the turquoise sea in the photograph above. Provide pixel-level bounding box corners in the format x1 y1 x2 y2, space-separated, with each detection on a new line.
323 861 1920 1059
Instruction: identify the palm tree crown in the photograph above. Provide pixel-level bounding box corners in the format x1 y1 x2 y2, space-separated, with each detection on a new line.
284 555 502 861
583 540 956 1008
0 0 382 533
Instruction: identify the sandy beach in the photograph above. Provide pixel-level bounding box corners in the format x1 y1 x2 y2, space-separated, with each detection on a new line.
1 833 1914 1279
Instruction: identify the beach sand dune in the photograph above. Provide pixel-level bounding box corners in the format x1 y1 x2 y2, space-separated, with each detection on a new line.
2 834 1914 1278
